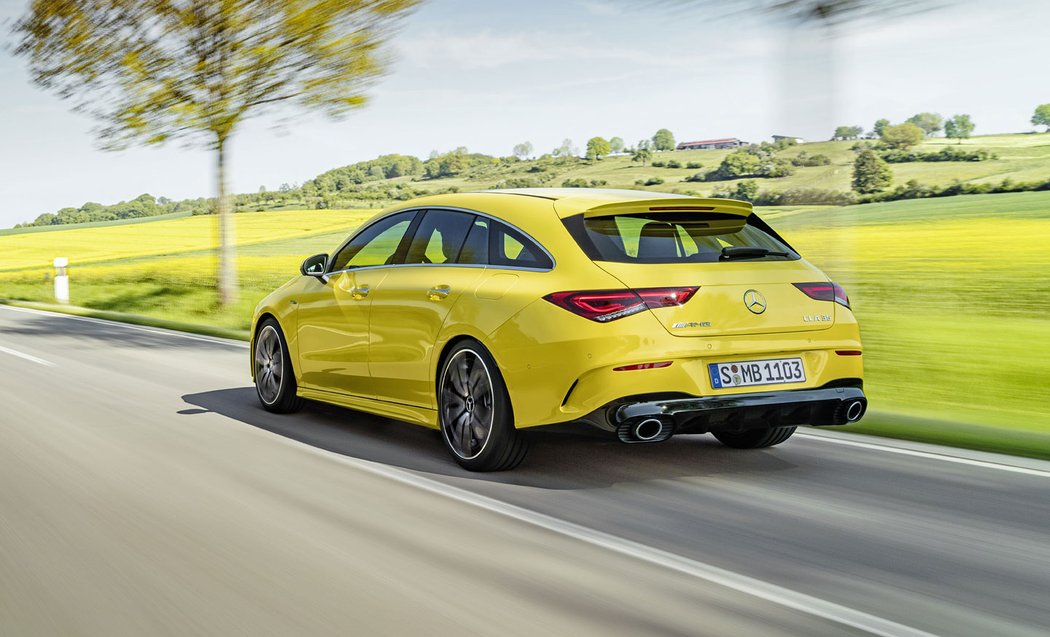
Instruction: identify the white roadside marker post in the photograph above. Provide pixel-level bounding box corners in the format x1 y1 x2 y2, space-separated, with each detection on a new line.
53 257 69 304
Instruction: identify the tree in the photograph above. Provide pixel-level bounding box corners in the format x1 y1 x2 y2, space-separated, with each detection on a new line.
905 112 944 137
879 123 924 149
852 150 892 194
706 145 793 180
512 141 533 160
553 138 578 157
732 180 759 202
423 148 471 178
1032 104 1050 132
15 0 419 306
609 136 625 154
720 150 762 177
944 114 975 144
872 118 891 137
586 136 612 160
832 125 863 140
33 212 56 226
652 128 676 151
632 147 653 165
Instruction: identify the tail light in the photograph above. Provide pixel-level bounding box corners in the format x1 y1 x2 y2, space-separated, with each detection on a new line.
614 361 673 371
544 287 698 322
794 282 850 309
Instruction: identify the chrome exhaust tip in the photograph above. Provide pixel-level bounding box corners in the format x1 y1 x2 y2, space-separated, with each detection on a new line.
633 418 664 441
617 416 674 444
845 399 865 422
831 398 867 424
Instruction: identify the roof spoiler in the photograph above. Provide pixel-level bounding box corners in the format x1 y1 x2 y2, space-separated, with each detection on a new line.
580 197 752 218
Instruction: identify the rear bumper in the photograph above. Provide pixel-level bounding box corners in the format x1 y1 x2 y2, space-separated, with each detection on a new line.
613 386 866 440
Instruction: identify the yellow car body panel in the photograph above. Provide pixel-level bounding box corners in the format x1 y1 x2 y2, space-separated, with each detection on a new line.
489 303 861 428
252 188 864 436
368 264 488 408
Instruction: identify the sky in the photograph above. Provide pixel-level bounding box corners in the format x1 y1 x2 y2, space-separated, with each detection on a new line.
0 0 1048 227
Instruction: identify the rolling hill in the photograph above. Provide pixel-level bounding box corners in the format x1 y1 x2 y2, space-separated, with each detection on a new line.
10 132 1050 228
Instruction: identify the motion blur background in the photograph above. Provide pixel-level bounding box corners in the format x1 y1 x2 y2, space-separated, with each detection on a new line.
1 0 1048 456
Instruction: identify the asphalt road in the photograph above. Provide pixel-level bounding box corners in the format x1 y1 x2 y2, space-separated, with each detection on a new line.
1 305 1049 637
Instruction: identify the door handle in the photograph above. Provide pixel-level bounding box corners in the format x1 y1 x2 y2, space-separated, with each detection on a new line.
351 285 370 300
427 285 451 301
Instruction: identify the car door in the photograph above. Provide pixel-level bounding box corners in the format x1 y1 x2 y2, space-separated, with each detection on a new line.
295 210 417 397
368 210 487 407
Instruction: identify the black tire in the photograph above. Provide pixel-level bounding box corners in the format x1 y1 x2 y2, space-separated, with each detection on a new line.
254 318 304 414
713 426 796 449
438 340 527 471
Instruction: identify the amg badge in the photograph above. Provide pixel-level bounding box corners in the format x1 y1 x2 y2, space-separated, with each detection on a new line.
673 321 712 329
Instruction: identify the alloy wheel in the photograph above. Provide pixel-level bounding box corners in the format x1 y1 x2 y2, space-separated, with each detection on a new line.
440 349 495 460
255 325 283 405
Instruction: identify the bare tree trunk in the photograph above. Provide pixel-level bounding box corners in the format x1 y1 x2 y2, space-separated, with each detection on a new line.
216 136 237 307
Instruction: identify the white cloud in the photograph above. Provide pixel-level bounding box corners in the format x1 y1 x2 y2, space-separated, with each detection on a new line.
398 31 567 69
577 0 624 17
397 29 769 71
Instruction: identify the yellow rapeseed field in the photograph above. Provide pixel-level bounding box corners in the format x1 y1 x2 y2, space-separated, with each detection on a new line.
0 209 376 271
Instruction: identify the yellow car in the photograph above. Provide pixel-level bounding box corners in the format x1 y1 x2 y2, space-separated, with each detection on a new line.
251 188 865 471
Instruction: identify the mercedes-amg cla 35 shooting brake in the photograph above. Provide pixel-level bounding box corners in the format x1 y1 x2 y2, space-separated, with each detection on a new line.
252 189 866 471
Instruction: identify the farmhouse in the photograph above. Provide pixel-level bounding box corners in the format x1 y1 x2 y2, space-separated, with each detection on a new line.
772 135 805 144
676 138 746 151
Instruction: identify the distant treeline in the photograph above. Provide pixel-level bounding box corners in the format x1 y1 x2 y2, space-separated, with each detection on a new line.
707 176 1050 207
17 193 212 228
17 150 578 228
9 137 1031 229
872 146 997 164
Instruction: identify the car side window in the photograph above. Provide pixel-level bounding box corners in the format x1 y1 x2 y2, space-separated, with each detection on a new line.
457 217 490 265
329 211 415 272
489 221 553 269
404 210 475 265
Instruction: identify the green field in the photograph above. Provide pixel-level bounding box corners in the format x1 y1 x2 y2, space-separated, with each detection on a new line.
2 191 1049 454
397 133 1050 199
773 193 1050 433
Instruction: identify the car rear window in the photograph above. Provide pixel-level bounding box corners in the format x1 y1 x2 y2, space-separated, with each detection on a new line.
563 212 799 264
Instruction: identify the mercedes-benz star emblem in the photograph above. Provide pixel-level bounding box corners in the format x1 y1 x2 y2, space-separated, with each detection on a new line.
743 289 767 314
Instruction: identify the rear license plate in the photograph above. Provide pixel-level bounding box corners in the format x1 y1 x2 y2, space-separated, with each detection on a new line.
709 357 805 389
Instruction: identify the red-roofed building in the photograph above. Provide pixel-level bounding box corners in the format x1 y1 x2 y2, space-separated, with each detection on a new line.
676 138 746 150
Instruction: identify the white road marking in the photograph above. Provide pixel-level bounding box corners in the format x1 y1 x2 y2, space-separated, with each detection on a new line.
0 343 55 367
0 304 248 348
291 441 937 637
796 432 1050 478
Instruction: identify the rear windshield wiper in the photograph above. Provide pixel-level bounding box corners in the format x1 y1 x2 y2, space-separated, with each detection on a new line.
720 246 789 261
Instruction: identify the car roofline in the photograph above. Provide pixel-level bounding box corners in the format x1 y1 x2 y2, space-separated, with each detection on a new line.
467 188 751 218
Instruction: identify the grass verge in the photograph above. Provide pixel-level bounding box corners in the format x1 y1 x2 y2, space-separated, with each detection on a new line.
0 298 250 341
845 413 1050 462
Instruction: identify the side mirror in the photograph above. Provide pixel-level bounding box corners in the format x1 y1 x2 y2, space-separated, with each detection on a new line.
301 253 329 283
